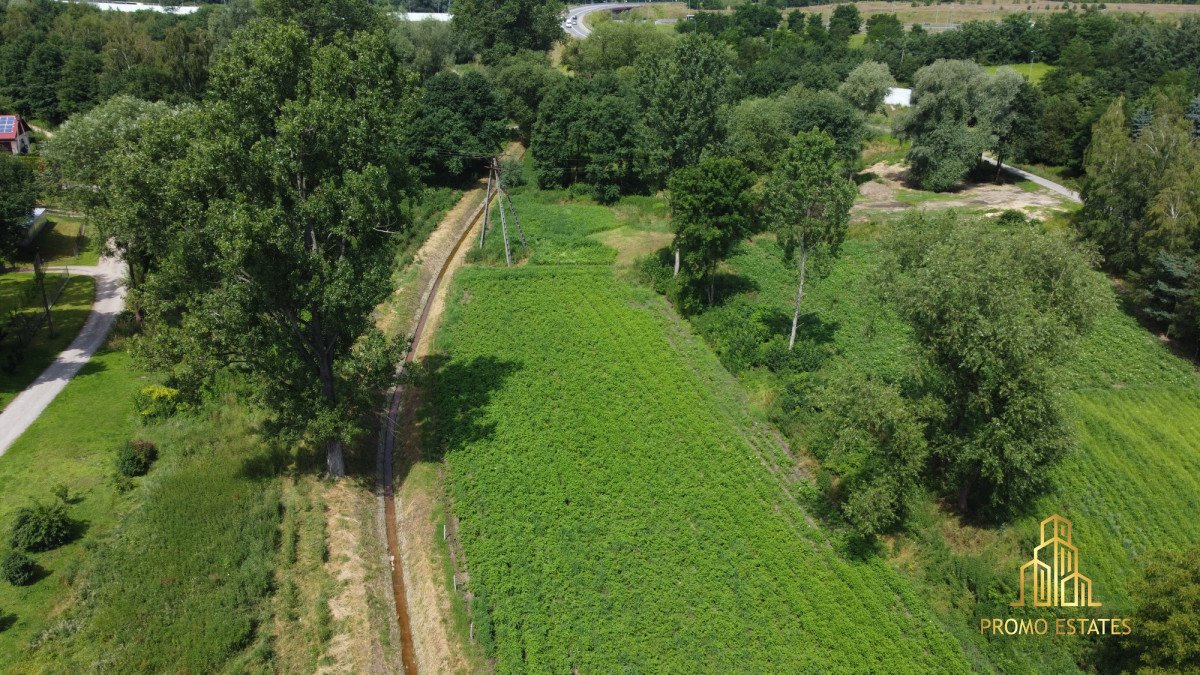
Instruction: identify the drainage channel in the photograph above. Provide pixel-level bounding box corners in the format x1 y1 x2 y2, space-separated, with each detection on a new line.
378 187 491 675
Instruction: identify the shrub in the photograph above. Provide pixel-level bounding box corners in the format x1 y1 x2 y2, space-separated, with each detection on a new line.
1130 546 1200 670
995 209 1029 226
1 549 38 586
51 483 70 504
499 156 526 188
116 439 158 478
9 501 73 552
133 384 189 420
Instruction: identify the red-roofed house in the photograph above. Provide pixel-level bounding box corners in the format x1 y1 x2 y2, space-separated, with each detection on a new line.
0 114 32 155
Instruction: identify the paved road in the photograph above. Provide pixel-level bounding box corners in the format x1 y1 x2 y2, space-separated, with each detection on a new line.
0 256 126 456
564 2 645 38
982 156 1082 203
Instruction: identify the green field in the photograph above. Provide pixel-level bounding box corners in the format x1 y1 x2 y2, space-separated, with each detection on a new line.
681 216 1200 669
425 190 972 671
0 347 149 662
18 215 100 267
24 405 283 672
0 333 286 671
0 273 96 411
985 62 1054 84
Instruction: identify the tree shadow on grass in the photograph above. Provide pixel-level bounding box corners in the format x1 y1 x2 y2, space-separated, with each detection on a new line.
416 354 522 464
709 272 759 306
794 313 839 347
238 443 292 481
0 610 16 633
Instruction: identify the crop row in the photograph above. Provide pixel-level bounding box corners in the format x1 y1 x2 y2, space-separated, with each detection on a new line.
428 265 968 672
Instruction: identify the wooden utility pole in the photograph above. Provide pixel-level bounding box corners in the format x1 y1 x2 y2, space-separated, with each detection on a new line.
479 164 493 249
479 157 527 267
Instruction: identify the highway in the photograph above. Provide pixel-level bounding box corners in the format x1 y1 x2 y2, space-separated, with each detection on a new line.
563 2 646 38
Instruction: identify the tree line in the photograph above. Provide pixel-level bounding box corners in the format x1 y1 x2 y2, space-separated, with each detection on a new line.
0 0 218 124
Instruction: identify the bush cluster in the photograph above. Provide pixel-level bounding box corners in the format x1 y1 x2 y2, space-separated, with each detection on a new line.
9 501 72 552
132 385 189 420
1 549 38 586
116 440 158 478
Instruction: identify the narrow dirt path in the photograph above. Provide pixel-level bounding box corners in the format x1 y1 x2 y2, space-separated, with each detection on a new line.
0 256 125 455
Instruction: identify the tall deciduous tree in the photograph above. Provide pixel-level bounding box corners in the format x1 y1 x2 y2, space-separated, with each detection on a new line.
764 131 855 350
43 95 169 212
636 33 734 187
895 59 991 191
451 0 564 63
668 157 755 307
93 104 198 305
881 212 1107 517
982 67 1043 177
407 70 507 182
137 19 416 476
838 61 895 114
0 155 36 265
827 4 861 44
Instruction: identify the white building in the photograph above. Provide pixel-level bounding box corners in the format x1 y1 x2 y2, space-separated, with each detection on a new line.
884 87 912 107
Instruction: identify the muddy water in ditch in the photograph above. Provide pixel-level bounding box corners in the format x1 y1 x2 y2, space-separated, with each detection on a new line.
380 191 489 675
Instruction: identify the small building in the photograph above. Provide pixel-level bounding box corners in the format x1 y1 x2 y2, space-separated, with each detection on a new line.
0 115 32 155
884 88 913 107
18 208 48 247
398 12 451 22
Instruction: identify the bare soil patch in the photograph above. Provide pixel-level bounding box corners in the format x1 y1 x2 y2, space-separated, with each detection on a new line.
855 161 1068 216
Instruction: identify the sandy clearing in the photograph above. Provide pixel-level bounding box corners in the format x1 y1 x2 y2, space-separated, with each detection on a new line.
854 161 1069 215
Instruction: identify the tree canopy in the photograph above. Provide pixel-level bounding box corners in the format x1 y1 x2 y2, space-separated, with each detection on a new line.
407 70 508 182
131 16 418 476
451 0 564 63
0 155 35 264
881 212 1108 517
668 157 756 307
636 33 735 187
763 130 855 350
838 61 895 114
1130 545 1200 671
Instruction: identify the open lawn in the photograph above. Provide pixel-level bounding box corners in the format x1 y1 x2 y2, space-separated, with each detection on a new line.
25 404 285 672
0 273 96 411
17 215 100 267
985 62 1054 84
0 336 291 671
0 347 149 664
424 187 971 671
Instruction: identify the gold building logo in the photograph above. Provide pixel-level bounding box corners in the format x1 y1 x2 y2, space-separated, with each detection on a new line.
1010 514 1101 608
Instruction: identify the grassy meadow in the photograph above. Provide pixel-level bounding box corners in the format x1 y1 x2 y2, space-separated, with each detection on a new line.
985 61 1054 83
0 333 326 671
426 186 974 671
677 203 1200 669
0 273 96 411
17 215 100 267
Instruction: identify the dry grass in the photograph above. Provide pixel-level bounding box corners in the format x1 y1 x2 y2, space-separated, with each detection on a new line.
591 226 674 267
792 1 1200 26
